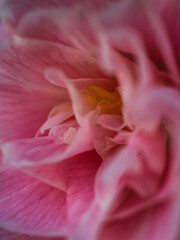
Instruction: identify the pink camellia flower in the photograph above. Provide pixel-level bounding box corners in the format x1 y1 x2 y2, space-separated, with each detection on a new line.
0 0 180 239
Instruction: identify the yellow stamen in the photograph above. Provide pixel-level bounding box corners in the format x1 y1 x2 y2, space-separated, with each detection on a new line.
84 86 122 115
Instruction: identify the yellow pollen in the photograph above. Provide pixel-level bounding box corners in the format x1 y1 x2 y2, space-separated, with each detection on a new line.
84 86 122 115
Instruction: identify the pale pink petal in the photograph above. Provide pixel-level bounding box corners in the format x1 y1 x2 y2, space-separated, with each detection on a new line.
0 169 67 236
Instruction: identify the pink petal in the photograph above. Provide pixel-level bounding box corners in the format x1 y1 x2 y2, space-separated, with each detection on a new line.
125 87 180 131
1 137 67 167
0 37 68 143
90 121 117 158
22 161 70 192
2 0 115 36
0 151 102 238
49 120 78 145
0 17 11 40
96 114 124 131
2 113 94 167
100 0 178 79
97 197 180 240
39 111 73 135
66 150 102 232
161 0 180 71
0 228 65 240
95 128 167 216
0 169 67 236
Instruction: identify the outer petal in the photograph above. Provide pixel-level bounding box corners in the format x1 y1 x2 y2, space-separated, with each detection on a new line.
0 37 68 144
0 151 102 238
0 169 67 236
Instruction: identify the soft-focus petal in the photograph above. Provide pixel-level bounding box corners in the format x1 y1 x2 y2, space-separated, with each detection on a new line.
99 0 179 79
97 196 180 240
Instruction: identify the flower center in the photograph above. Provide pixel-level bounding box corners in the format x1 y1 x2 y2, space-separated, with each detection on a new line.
84 86 122 115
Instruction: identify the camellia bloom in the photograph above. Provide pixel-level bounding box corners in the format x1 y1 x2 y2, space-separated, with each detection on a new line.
0 0 180 239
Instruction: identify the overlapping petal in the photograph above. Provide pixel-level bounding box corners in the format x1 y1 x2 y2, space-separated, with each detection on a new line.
0 0 180 239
